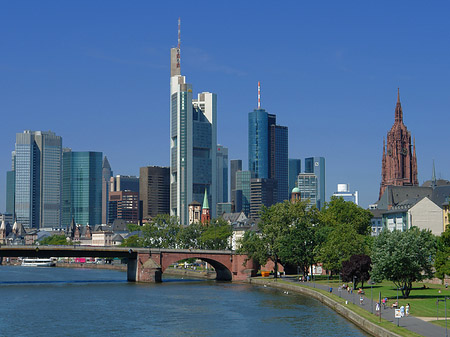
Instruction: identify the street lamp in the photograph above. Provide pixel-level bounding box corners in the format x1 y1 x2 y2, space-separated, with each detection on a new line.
369 280 375 314
353 276 357 304
437 297 449 337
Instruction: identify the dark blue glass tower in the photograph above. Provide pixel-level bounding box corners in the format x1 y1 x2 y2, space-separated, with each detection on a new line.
248 109 269 179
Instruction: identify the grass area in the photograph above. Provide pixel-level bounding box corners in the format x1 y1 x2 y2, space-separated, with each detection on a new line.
266 279 423 337
311 278 450 318
431 319 450 329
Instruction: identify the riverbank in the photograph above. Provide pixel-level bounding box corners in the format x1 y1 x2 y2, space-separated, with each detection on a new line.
248 277 404 337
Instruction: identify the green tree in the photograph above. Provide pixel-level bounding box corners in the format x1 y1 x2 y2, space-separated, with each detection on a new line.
120 234 144 247
178 222 205 249
199 218 232 250
320 196 373 235
317 223 368 275
435 227 450 282
371 228 436 298
39 234 71 245
141 214 182 248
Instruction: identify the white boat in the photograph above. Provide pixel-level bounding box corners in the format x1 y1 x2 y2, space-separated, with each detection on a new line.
21 258 56 267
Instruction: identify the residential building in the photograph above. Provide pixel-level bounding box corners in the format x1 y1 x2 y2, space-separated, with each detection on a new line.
297 173 318 209
169 22 217 224
304 157 325 210
139 166 170 220
230 159 242 209
250 178 277 219
379 89 418 199
216 145 228 208
332 184 359 205
369 209 383 236
62 150 102 227
14 130 62 228
101 156 113 225
235 170 254 216
288 159 301 196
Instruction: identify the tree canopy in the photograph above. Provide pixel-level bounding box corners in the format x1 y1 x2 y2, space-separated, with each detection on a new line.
39 234 71 245
435 227 450 281
341 254 372 289
371 228 436 298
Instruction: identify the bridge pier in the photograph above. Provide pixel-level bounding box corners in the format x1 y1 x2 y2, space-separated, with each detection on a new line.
127 252 162 283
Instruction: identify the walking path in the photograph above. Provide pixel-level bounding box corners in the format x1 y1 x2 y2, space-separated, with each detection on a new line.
283 277 447 337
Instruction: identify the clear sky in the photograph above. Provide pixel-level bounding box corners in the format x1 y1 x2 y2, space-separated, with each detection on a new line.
1 0 450 211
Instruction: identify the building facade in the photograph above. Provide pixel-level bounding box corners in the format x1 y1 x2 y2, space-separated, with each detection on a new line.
379 89 418 199
62 150 102 227
304 157 325 210
288 159 301 197
332 184 359 205
14 130 62 228
216 145 228 208
108 190 139 224
230 159 242 209
250 178 278 219
110 175 139 193
297 173 318 209
139 166 170 219
101 156 113 225
235 170 254 216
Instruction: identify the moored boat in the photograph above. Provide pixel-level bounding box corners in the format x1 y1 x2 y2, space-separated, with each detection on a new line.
21 258 56 267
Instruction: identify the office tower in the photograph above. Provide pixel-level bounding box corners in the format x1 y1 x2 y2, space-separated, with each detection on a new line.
170 20 217 224
332 184 359 205
139 166 170 219
297 173 318 209
14 130 62 228
101 156 113 224
230 159 242 209
288 159 301 194
216 145 228 208
110 175 139 193
108 190 139 224
248 83 288 202
62 150 102 227
379 89 418 199
235 170 254 216
6 170 15 216
216 202 232 216
250 178 278 219
304 157 325 210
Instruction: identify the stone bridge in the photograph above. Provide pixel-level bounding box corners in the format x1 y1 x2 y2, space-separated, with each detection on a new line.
0 246 257 283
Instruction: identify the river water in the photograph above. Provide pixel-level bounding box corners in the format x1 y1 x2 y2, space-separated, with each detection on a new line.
0 266 369 336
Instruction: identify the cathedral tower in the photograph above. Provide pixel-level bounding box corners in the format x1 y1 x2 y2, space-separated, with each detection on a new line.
379 89 418 199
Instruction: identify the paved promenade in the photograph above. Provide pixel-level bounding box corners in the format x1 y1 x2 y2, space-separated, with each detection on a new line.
283 277 446 337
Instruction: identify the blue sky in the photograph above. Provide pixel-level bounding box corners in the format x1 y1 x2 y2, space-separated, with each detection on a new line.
1 1 450 210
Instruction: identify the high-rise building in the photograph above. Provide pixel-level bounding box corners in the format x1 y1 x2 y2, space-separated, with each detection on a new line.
14 130 62 228
110 175 139 193
216 145 228 207
139 166 170 220
379 89 418 199
101 156 113 224
288 159 301 194
62 150 102 227
170 20 217 224
6 170 15 216
332 184 359 205
230 159 242 209
108 190 139 224
248 83 288 203
250 178 278 219
297 173 318 209
304 157 325 210
235 170 254 216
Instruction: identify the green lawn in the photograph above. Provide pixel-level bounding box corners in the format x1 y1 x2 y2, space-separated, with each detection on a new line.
314 278 450 318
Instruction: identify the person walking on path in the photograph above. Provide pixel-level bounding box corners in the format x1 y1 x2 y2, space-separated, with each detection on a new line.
360 296 364 305
375 302 380 316
406 303 410 316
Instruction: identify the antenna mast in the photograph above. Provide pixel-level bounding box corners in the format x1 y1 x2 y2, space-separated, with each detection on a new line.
258 81 261 109
177 18 181 69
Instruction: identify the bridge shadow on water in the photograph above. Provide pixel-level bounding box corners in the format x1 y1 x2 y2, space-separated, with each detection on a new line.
0 279 127 285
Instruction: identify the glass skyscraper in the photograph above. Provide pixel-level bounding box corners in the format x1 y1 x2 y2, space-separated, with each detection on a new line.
216 145 228 207
62 150 102 227
236 170 254 216
288 159 301 194
14 130 62 228
271 125 288 202
230 159 242 209
304 157 325 210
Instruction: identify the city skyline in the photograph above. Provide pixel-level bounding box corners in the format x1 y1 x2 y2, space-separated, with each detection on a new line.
2 2 450 210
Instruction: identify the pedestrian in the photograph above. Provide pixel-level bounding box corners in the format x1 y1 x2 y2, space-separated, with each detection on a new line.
381 297 386 309
375 302 380 316
360 296 364 305
400 305 405 317
406 303 410 316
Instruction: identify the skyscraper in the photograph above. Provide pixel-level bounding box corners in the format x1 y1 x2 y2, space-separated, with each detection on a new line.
250 178 278 219
297 173 318 209
248 82 288 203
230 159 242 209
139 166 170 219
110 175 139 193
216 145 228 208
235 170 254 216
304 157 325 210
379 89 418 199
14 130 62 228
101 156 112 224
170 20 217 224
288 159 301 194
62 150 102 227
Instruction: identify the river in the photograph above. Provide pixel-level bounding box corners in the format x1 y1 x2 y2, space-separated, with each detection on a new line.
0 266 369 336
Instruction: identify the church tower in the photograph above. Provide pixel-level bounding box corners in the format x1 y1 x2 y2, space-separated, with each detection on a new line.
379 89 418 199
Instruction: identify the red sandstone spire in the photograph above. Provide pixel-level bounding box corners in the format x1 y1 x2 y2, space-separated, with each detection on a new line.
395 88 403 124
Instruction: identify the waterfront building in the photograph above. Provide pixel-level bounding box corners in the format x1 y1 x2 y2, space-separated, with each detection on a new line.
230 159 242 210
248 83 288 203
250 178 277 219
216 145 228 208
304 157 325 210
288 159 301 196
62 150 102 227
332 184 359 205
379 89 418 199
101 156 113 225
170 20 217 224
139 166 170 220
235 170 254 216
13 130 62 228
297 173 318 209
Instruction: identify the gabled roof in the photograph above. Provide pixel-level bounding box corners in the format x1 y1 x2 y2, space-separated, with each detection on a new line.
377 186 432 210
431 185 450 207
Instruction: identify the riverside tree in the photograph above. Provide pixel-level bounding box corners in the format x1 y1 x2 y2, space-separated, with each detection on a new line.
371 228 436 298
435 227 450 282
341 254 372 289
